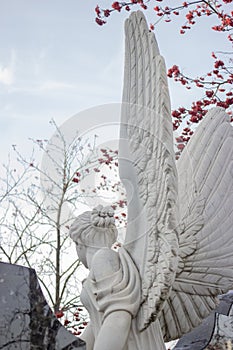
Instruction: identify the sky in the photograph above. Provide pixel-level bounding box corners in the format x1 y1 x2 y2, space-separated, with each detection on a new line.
0 0 231 162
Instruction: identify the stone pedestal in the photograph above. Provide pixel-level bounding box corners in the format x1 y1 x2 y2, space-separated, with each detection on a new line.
0 262 86 349
174 292 233 350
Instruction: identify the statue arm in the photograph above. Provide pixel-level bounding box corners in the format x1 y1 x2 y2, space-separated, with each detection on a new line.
90 248 140 349
81 323 95 350
93 311 131 350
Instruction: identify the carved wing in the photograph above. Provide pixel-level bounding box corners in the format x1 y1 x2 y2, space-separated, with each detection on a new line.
159 107 233 341
119 11 179 331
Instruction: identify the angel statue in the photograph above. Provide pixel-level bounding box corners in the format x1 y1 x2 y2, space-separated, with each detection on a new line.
70 11 233 350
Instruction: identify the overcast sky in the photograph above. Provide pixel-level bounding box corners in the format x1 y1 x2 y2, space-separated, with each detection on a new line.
0 0 231 162
0 5 230 347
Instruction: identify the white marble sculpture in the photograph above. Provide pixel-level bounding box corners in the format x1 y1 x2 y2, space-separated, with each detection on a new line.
70 11 233 349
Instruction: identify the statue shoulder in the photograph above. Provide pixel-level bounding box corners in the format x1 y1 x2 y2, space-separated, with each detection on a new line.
91 248 120 281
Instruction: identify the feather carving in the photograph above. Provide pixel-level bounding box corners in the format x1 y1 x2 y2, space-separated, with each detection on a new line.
120 11 233 337
120 11 179 331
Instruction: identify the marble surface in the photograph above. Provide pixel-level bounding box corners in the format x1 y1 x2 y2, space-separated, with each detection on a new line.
68 10 233 350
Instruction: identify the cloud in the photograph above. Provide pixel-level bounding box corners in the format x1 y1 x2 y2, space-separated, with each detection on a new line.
39 80 74 91
0 50 16 86
0 66 14 85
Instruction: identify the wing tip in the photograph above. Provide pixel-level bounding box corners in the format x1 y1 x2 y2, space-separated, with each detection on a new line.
125 11 147 33
125 10 160 55
206 106 231 123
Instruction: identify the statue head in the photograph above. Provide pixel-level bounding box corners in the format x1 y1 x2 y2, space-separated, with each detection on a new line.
70 205 118 267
